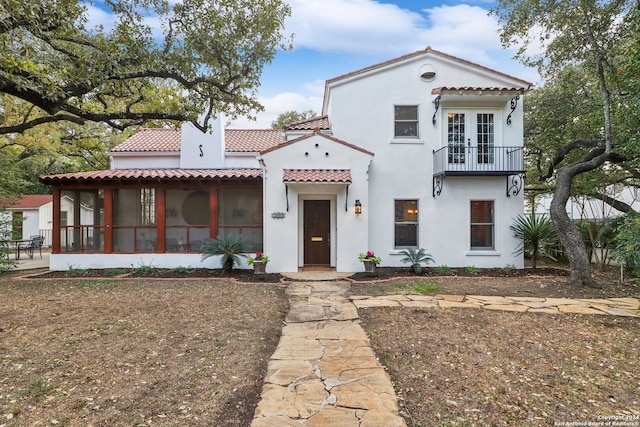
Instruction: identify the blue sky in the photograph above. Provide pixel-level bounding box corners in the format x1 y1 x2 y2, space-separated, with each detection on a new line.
231 0 540 128
87 0 541 129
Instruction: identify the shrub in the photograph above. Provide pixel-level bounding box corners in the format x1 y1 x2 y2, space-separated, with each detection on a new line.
201 234 249 272
434 265 456 276
510 214 559 269
399 248 435 274
611 213 640 277
465 266 481 276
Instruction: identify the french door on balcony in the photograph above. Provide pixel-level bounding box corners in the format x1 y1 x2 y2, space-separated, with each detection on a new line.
447 111 496 166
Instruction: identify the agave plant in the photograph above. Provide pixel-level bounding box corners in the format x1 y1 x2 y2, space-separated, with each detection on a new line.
510 214 558 269
201 234 249 272
399 248 435 274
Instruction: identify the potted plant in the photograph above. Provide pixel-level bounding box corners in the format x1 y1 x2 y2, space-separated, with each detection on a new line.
358 251 381 273
247 252 270 274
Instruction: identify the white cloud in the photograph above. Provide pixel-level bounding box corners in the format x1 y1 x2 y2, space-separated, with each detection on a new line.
285 0 428 56
421 5 505 65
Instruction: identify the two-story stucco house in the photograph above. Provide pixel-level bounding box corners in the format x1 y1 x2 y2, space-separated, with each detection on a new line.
41 47 531 272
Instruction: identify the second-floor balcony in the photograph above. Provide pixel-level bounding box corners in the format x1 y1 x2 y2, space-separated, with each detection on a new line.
433 145 524 176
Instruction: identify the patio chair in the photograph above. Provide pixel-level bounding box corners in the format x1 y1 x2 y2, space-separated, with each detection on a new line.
18 235 45 259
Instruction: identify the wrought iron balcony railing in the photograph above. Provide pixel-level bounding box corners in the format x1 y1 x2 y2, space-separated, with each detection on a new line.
433 145 524 176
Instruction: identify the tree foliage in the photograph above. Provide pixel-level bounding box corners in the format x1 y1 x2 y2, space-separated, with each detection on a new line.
0 0 292 135
271 110 318 129
492 0 639 286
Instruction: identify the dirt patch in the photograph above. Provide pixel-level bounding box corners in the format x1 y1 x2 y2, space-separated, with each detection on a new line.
0 278 288 426
360 308 640 426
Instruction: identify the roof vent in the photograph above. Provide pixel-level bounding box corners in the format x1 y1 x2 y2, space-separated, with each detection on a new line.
419 64 436 82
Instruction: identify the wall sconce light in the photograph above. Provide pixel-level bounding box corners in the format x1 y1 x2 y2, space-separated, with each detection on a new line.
355 200 362 214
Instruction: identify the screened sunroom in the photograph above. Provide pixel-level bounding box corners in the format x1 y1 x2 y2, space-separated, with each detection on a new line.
41 169 263 256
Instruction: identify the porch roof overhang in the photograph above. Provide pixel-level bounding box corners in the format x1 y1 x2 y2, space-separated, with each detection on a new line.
432 86 526 104
282 169 352 184
40 168 262 185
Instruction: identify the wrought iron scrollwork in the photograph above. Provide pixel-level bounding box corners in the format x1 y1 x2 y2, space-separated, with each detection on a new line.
432 95 441 126
506 95 519 125
433 175 444 197
506 173 524 197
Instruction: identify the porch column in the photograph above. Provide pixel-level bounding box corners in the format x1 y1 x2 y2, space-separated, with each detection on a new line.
156 188 166 252
52 188 60 254
209 186 218 238
104 188 113 253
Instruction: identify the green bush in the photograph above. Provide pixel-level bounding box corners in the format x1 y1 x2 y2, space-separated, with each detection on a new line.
201 234 249 272
434 265 456 276
399 248 435 274
510 214 559 269
611 213 640 277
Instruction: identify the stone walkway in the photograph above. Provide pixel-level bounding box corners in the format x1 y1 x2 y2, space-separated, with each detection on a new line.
250 280 407 426
250 276 638 426
351 294 640 317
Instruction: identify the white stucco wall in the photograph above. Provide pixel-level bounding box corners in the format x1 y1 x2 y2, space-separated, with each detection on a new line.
112 154 180 169
49 253 236 271
323 50 527 269
260 133 373 272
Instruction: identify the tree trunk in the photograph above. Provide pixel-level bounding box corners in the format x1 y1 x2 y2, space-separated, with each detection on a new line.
551 167 600 287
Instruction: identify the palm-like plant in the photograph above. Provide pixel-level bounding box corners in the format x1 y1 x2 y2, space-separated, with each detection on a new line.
510 214 559 269
201 234 249 272
399 248 435 274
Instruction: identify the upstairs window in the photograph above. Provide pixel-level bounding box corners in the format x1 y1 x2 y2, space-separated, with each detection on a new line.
394 106 418 138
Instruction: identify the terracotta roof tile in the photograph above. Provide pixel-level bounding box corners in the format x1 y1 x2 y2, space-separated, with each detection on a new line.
40 169 262 184
225 129 283 152
110 128 283 154
0 194 52 209
283 115 331 131
283 169 352 183
110 128 181 152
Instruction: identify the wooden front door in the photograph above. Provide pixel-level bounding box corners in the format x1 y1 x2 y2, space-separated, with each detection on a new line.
303 200 330 265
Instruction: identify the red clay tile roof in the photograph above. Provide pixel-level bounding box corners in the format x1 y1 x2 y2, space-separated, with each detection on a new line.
40 169 262 184
283 115 331 131
225 129 283 152
283 169 352 183
432 87 526 94
110 128 181 152
0 194 52 209
110 128 283 153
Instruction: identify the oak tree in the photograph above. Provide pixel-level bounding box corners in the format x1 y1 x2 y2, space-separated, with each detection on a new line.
0 0 292 135
492 0 639 286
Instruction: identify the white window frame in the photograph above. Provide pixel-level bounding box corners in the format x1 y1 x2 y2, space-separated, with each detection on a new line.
394 105 419 139
470 200 494 250
394 199 419 249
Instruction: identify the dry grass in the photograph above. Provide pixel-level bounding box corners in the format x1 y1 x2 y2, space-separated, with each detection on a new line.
360 306 640 427
0 278 287 426
2 272 639 427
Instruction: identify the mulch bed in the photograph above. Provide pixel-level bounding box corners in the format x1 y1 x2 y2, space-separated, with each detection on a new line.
30 268 284 283
348 266 569 281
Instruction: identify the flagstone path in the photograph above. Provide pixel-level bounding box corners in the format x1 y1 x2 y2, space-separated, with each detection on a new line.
351 294 640 317
250 280 407 426
250 277 638 426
